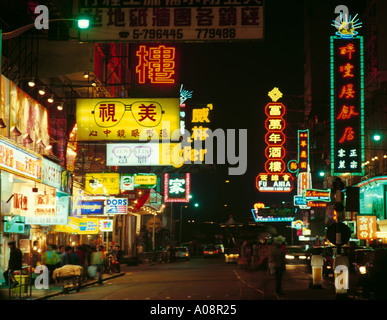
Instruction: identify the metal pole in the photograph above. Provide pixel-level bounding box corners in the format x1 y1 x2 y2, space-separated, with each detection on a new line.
152 214 155 250
170 203 173 245
180 205 183 244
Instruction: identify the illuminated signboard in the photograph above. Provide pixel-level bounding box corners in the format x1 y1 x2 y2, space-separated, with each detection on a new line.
80 201 105 215
76 98 180 141
251 209 294 222
131 44 180 98
288 130 312 197
106 198 128 214
100 219 113 232
106 143 181 166
303 189 331 202
78 2 264 42
164 173 190 202
85 173 120 195
256 88 294 192
56 217 99 235
356 215 377 240
0 139 42 181
330 21 364 175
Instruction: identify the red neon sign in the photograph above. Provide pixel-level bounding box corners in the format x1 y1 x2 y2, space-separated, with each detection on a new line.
136 45 176 84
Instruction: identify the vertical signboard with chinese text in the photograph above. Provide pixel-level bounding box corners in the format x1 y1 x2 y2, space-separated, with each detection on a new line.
331 36 364 175
256 88 294 192
356 215 377 240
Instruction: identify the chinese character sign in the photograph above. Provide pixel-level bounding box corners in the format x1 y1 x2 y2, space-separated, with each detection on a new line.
356 215 377 240
78 5 264 42
164 173 191 202
331 36 364 175
256 88 294 192
76 98 180 141
132 44 180 97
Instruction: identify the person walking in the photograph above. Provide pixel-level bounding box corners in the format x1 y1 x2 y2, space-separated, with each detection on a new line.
61 246 79 266
3 241 23 288
91 246 104 285
42 245 58 284
271 242 286 297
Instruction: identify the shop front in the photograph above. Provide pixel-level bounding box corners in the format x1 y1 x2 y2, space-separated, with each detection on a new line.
356 176 387 245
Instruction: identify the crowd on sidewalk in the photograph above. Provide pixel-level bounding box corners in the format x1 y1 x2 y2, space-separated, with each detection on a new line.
2 241 124 288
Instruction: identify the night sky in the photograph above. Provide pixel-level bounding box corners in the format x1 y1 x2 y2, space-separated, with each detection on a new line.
178 0 367 223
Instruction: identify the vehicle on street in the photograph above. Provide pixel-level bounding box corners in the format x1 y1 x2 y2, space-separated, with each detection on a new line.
285 246 308 264
224 248 239 263
352 248 374 279
175 247 190 261
306 246 336 277
203 244 220 258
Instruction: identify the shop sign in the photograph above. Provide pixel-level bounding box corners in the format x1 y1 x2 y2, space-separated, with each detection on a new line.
76 98 180 141
56 217 99 234
106 198 128 214
0 139 42 181
85 173 120 195
134 174 157 188
60 170 73 195
356 215 377 240
256 88 294 192
330 34 364 175
164 173 190 202
251 210 294 222
291 220 304 230
106 143 181 166
3 215 25 234
42 158 62 189
303 189 331 202
120 174 134 191
24 195 69 225
80 200 105 215
78 4 264 42
99 219 113 232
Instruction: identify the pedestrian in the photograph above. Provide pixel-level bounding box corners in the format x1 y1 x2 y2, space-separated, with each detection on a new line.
56 245 65 268
61 246 79 266
137 243 144 262
91 246 104 285
113 245 123 273
42 245 58 283
3 241 23 288
271 242 286 297
76 245 88 280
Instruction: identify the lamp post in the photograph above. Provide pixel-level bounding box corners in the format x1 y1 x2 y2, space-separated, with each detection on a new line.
179 200 199 244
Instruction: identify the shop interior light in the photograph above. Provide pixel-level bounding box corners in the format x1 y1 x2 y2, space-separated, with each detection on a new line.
28 79 36 87
47 95 54 103
10 126 21 136
91 79 97 87
0 118 6 128
38 87 46 95
83 72 89 79
57 102 64 111
37 139 46 149
23 133 33 144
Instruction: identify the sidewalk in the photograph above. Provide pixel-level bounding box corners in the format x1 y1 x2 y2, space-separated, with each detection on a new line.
0 270 126 300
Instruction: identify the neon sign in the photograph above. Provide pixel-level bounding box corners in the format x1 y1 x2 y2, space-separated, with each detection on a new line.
303 189 331 202
256 88 294 192
330 22 364 175
164 173 191 203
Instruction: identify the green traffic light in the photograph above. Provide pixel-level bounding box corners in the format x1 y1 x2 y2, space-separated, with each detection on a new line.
77 19 90 29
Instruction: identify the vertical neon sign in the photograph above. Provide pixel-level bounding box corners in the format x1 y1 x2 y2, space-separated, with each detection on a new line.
256 88 294 192
330 13 364 176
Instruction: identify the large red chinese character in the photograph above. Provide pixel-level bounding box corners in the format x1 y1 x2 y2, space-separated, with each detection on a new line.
338 84 355 99
339 43 355 59
138 104 157 122
99 103 117 122
339 127 355 143
135 45 176 84
337 105 359 120
339 63 354 78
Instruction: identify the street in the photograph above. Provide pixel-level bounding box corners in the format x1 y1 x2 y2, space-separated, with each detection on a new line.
47 257 336 301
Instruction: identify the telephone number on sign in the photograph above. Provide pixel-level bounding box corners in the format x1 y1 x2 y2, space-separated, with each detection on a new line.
195 28 236 39
132 29 183 39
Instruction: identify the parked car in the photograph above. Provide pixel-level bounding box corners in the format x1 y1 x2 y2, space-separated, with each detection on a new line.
175 247 190 261
352 248 374 278
203 244 220 258
224 248 239 263
285 246 308 264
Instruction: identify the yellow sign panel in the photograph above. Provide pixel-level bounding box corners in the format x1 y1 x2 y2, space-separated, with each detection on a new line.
76 98 180 141
85 173 120 195
134 174 157 186
55 217 99 234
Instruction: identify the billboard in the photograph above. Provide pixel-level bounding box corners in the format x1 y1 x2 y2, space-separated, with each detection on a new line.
85 173 120 195
78 2 264 42
330 36 364 175
164 173 190 202
76 98 180 141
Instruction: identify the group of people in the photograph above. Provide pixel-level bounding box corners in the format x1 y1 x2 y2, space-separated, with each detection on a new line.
3 241 124 288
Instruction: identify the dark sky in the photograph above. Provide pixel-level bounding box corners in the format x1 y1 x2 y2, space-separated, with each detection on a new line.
179 0 306 223
178 0 369 223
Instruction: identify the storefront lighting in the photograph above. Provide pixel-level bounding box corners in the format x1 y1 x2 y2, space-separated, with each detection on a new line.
91 79 97 87
38 87 46 96
47 95 54 103
83 72 89 79
57 102 64 111
28 78 36 87
10 126 21 136
23 133 33 144
37 139 46 149
0 118 6 128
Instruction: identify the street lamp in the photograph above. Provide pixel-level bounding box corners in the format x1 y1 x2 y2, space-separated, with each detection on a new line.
373 134 381 142
180 202 199 244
